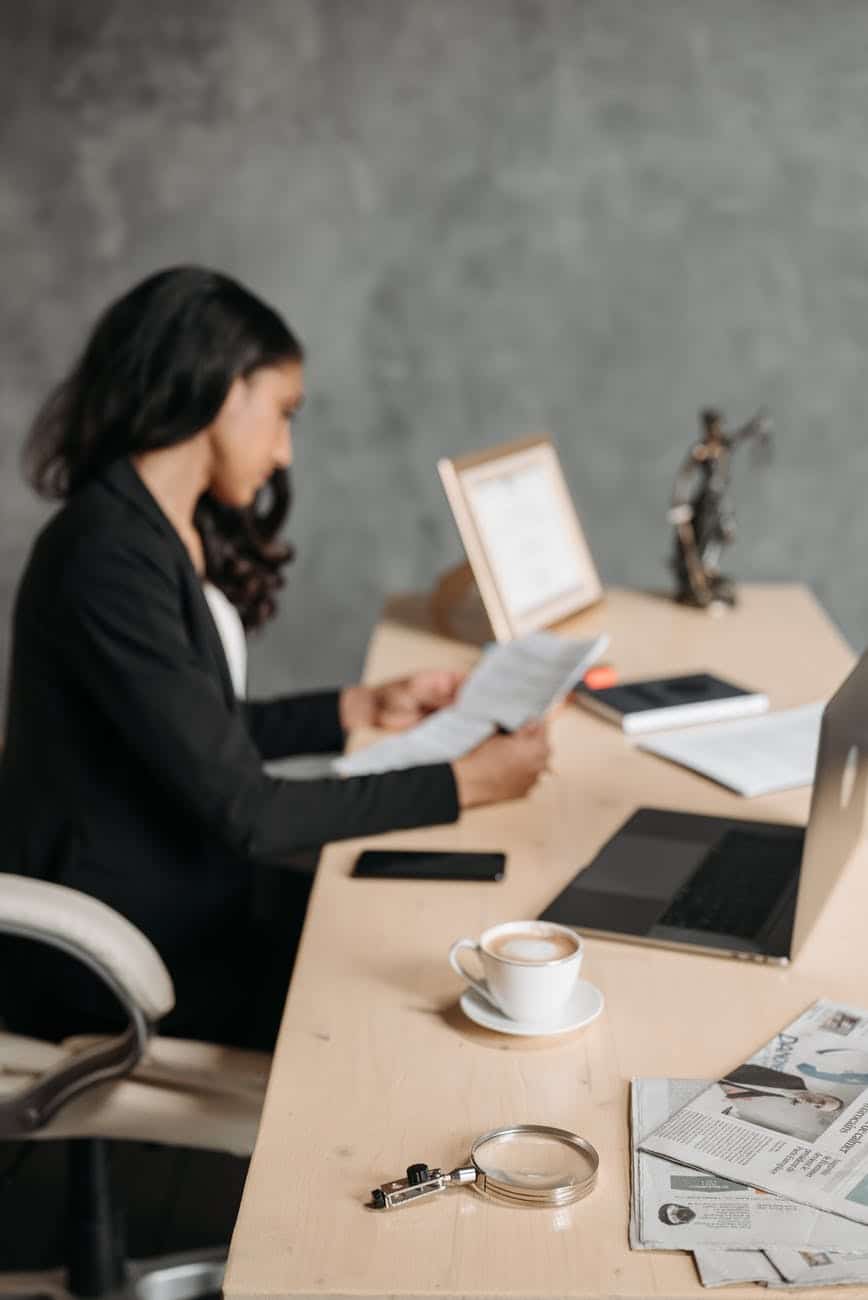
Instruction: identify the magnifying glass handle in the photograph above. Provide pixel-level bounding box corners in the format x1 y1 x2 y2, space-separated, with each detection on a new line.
370 1163 478 1209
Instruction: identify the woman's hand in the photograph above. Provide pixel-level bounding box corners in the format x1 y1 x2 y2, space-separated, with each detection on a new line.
452 722 551 808
340 669 465 732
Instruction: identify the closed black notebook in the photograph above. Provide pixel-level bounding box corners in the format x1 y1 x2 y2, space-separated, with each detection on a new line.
575 672 768 735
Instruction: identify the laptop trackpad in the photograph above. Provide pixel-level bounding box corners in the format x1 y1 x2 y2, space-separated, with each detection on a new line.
540 832 710 935
578 832 711 898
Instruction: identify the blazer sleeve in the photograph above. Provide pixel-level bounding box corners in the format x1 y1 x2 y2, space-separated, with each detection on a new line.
241 691 345 759
60 537 459 861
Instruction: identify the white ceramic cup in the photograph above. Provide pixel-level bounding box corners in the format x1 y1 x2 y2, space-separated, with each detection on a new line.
448 920 583 1023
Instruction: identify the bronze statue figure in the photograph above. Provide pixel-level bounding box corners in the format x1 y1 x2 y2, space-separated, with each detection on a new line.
668 408 772 608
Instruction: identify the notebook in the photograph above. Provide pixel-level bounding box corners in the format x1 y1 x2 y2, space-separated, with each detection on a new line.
575 672 768 735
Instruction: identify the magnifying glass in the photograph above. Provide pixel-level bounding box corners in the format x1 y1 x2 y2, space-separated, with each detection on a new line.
370 1124 599 1210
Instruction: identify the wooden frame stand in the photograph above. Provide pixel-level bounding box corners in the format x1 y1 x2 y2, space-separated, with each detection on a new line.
437 435 603 642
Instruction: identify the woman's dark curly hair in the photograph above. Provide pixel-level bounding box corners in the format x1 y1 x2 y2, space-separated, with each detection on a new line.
23 265 303 629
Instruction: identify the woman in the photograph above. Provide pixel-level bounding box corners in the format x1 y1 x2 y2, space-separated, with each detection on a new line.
0 267 548 1050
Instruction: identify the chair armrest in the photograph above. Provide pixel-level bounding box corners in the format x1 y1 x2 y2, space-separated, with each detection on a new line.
0 875 176 1137
63 1034 270 1101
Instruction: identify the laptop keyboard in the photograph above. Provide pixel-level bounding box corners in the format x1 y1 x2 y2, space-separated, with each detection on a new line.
657 829 800 940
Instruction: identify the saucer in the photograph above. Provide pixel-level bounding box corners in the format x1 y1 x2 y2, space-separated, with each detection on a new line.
459 979 605 1037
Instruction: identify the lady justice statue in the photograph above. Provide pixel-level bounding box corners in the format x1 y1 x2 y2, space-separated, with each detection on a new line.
668 407 773 608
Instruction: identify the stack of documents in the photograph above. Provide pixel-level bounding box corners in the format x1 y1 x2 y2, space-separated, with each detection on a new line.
631 1000 868 1287
333 631 608 777
636 701 824 797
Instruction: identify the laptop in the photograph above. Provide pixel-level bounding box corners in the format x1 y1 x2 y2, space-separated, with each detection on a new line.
539 650 868 964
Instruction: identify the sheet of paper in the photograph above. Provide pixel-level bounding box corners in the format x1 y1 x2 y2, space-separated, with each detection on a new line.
457 633 609 732
636 702 824 797
333 710 495 778
466 463 587 618
333 632 609 777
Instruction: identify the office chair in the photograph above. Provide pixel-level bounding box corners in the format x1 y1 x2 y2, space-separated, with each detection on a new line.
0 875 270 1300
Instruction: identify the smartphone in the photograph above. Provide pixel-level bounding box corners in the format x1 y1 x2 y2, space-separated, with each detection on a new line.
351 849 506 882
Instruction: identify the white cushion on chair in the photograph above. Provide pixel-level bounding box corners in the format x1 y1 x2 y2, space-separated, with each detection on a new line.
0 1032 66 1075
0 1032 269 1158
27 1075 263 1157
0 876 174 1022
63 1034 271 1100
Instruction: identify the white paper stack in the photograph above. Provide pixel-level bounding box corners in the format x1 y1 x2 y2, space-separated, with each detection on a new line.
636 701 824 797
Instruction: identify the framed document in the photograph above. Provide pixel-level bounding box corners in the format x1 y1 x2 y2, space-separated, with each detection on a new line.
437 435 603 641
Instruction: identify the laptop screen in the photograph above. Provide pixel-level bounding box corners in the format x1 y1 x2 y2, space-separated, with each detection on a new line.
791 653 868 957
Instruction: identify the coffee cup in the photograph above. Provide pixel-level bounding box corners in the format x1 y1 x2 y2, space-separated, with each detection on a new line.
449 920 583 1023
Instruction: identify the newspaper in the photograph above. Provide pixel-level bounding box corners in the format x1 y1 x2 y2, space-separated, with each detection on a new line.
695 1247 868 1289
692 1249 783 1288
631 1078 868 1250
641 1001 868 1229
765 1246 868 1285
333 631 608 776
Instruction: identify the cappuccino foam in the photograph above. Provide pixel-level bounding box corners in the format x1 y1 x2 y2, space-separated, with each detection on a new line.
487 929 577 964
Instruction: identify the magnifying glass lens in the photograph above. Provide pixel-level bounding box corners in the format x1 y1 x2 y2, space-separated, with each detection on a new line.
472 1127 598 1205
475 1131 580 1188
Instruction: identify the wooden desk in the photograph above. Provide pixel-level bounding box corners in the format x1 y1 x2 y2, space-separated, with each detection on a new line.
225 585 861 1300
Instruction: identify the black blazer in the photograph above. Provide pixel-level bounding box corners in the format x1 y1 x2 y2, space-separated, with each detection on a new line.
0 459 458 965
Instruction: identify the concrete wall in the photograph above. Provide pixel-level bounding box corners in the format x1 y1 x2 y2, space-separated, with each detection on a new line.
3 0 867 715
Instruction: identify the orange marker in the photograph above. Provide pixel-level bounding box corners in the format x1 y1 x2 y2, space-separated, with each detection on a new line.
583 664 618 691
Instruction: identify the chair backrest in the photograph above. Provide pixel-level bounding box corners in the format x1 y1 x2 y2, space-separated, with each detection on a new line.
0 875 175 1137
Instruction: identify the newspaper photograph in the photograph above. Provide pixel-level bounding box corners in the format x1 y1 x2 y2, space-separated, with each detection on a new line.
632 1078 868 1251
641 1001 868 1228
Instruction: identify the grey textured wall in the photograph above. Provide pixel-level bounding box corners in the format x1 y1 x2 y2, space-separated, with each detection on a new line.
3 0 868 714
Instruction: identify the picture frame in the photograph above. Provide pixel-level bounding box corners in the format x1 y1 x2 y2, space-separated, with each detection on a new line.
437 435 603 642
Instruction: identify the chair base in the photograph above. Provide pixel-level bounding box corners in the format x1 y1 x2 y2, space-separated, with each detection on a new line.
0 1248 224 1300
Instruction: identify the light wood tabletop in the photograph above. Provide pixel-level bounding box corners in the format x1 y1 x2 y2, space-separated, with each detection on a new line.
225 584 864 1300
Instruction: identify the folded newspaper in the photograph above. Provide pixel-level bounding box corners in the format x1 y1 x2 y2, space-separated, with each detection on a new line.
765 1246 868 1286
694 1246 868 1288
692 1249 784 1288
631 1078 868 1252
333 631 608 776
631 1072 868 1288
640 1001 868 1230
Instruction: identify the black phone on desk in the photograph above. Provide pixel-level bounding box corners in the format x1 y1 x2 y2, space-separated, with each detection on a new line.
351 849 506 882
